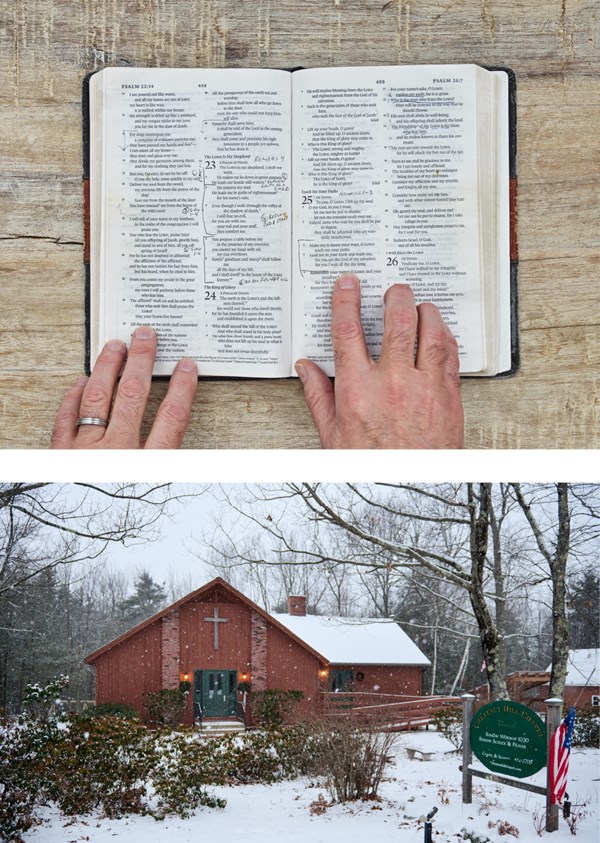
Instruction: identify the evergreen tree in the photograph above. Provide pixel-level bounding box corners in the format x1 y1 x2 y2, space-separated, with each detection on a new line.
118 570 167 627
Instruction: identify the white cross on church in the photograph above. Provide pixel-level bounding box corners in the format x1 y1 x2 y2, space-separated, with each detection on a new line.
204 606 229 649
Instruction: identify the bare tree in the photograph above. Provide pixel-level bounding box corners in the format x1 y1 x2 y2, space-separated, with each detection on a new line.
510 483 597 699
0 483 196 595
199 483 598 700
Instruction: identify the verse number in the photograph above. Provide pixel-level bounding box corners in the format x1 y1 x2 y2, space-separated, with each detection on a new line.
302 194 313 205
204 290 217 301
204 160 216 169
386 256 398 266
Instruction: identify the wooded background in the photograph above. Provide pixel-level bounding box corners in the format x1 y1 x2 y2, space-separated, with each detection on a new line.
0 0 598 448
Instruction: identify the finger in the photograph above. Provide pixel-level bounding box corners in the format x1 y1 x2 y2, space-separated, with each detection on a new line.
51 376 88 448
379 284 418 367
108 326 156 444
77 339 127 444
330 274 371 378
295 359 336 446
415 302 451 379
145 358 198 449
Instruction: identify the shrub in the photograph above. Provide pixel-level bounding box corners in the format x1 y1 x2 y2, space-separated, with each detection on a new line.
22 675 70 722
0 720 48 842
144 688 188 728
572 705 600 747
432 705 463 750
251 689 304 728
0 712 68 841
150 730 227 818
43 714 154 818
306 720 395 802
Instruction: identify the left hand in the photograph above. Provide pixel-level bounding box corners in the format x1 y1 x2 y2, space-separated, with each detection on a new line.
51 327 198 448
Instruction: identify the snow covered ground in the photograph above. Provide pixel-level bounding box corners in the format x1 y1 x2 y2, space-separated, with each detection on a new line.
26 732 599 843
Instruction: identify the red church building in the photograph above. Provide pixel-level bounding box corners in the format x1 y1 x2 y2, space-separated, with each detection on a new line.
85 577 430 727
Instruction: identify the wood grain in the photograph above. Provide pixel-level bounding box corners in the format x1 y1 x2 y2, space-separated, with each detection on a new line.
1 0 598 449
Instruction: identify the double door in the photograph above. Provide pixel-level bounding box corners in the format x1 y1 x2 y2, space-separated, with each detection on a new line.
194 669 237 717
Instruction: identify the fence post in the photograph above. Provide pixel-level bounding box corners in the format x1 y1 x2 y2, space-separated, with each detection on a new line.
461 693 475 804
545 698 562 833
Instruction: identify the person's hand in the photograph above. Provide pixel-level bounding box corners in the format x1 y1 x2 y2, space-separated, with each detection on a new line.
51 327 198 449
294 276 464 449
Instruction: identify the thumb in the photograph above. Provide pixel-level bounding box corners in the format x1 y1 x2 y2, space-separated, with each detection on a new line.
295 359 336 445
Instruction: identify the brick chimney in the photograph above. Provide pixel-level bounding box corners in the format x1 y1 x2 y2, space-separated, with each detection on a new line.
288 595 306 616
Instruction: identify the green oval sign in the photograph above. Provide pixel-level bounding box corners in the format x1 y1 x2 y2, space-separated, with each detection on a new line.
470 700 546 778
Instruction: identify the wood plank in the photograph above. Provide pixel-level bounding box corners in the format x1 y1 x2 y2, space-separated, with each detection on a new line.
460 765 547 796
0 0 598 449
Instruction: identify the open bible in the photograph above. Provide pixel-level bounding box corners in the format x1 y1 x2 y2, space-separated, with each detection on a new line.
84 64 518 378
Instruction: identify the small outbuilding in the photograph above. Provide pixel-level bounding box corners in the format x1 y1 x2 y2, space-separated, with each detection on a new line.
84 577 430 726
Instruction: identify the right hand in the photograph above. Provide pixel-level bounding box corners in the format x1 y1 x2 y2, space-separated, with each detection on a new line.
295 277 464 449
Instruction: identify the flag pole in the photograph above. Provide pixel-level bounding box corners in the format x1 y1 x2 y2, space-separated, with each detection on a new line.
545 698 562 832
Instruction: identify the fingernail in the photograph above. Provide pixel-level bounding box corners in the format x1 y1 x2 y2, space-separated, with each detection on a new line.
107 339 126 351
176 357 197 373
134 326 155 340
295 362 307 383
338 274 358 289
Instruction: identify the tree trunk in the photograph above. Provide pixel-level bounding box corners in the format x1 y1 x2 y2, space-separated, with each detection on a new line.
549 484 570 699
468 484 509 700
512 483 572 701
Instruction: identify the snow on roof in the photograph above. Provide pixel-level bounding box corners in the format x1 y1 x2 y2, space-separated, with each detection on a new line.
546 648 599 686
271 613 431 666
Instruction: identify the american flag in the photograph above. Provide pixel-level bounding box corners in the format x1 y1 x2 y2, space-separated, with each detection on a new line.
548 706 576 806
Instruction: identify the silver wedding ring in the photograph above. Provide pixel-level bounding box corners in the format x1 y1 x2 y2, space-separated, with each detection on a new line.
76 417 109 428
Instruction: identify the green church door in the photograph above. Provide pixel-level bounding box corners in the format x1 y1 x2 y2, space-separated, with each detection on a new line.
194 669 237 717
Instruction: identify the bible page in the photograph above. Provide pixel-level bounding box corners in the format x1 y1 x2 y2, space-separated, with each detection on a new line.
91 67 292 377
290 64 486 376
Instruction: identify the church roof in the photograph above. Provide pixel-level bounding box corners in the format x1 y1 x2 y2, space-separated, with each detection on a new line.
546 648 599 686
85 577 327 665
272 613 431 666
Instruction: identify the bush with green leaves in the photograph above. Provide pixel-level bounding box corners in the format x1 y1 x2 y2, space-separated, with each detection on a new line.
572 704 600 747
150 729 227 817
0 719 47 842
0 710 69 842
432 705 463 750
251 689 304 728
22 675 70 721
43 714 154 817
144 688 188 728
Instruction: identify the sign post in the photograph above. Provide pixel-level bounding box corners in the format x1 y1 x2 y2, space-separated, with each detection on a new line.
461 693 475 804
545 698 562 833
461 696 564 833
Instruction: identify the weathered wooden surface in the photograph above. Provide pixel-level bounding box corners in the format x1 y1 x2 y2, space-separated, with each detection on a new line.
0 0 598 449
